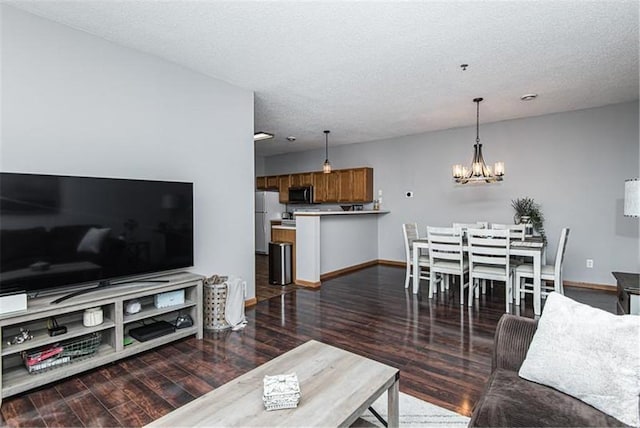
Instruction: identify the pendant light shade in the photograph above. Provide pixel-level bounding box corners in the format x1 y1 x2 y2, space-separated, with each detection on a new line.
452 98 504 184
323 130 332 174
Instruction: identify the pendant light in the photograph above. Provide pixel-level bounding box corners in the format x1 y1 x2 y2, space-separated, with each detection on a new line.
452 98 504 184
323 130 332 174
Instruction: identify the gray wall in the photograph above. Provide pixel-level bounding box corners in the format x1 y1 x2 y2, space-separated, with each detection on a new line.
1 7 257 297
264 101 639 285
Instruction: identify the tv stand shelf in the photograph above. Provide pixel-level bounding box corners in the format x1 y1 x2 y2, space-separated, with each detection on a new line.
0 271 203 405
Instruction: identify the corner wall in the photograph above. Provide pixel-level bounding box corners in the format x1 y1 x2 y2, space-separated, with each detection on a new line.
1 6 257 297
264 101 639 285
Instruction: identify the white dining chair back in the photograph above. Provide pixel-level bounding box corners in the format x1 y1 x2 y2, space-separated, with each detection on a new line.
514 228 570 315
402 223 429 289
491 223 526 241
467 228 512 310
427 226 468 304
552 228 570 294
452 222 485 238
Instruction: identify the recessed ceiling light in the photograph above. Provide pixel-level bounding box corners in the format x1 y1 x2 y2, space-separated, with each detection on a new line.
286 136 296 142
254 132 274 141
520 93 538 101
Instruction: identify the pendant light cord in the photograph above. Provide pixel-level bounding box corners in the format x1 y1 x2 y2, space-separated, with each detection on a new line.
475 99 480 144
324 130 330 161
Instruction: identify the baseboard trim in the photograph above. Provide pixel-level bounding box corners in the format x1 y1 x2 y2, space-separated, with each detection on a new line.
295 279 322 288
378 259 406 268
244 297 258 307
320 260 379 281
564 281 616 293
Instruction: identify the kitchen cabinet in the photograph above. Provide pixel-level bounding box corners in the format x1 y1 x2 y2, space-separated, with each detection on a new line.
312 172 327 202
325 172 340 202
256 176 267 190
258 167 373 203
278 175 291 203
350 168 374 202
337 170 354 202
290 173 313 187
255 176 279 190
266 176 279 190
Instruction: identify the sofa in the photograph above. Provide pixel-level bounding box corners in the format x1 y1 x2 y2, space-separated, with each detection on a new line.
469 314 630 427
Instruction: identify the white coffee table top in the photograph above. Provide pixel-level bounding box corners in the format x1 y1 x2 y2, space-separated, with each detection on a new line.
147 339 399 427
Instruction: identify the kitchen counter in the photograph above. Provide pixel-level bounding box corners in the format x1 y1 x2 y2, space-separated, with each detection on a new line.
295 210 389 216
272 225 296 230
294 210 390 287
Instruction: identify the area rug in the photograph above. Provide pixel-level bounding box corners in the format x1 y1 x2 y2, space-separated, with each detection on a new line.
353 391 470 427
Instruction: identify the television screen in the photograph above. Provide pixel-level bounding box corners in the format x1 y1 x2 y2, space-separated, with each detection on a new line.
0 173 194 295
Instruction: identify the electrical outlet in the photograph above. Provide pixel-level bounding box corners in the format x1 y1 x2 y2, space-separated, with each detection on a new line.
586 259 594 269
406 191 414 198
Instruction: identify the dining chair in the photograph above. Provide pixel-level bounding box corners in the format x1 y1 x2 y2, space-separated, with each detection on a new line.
491 223 526 241
427 226 468 304
452 222 486 232
514 228 570 314
402 223 430 289
467 228 512 311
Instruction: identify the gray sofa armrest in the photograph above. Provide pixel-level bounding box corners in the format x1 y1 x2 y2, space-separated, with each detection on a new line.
492 314 538 372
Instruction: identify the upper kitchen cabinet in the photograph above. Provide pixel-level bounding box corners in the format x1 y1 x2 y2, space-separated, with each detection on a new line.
256 175 279 190
337 169 354 202
258 167 373 203
290 172 313 187
312 172 327 202
313 167 373 203
278 175 292 203
350 167 374 202
266 175 279 189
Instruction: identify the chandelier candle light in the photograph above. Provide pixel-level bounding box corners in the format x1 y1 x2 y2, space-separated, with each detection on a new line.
323 130 332 174
453 97 504 184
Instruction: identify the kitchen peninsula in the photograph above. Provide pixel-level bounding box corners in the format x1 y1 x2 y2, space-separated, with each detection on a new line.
294 210 389 287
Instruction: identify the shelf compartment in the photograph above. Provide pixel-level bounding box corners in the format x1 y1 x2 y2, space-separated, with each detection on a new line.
2 318 116 357
123 299 196 324
121 326 199 355
2 343 116 397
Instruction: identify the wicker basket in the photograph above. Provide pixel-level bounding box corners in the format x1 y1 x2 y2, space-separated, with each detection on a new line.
23 332 102 374
204 278 231 331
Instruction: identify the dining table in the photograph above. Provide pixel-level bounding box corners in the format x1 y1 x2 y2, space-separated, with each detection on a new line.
412 237 546 315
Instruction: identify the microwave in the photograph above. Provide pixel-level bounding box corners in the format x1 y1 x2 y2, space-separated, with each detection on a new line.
288 186 314 204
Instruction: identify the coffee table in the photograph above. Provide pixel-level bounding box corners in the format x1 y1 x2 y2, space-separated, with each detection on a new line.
147 340 400 427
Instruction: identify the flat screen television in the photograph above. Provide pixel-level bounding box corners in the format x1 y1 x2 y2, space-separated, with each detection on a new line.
0 172 194 298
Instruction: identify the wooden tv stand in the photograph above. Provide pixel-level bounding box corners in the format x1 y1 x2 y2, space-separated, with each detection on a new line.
0 271 203 405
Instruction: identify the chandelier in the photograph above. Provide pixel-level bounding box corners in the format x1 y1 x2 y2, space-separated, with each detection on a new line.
452 97 504 184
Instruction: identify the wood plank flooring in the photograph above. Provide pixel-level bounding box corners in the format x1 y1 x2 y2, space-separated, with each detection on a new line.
1 263 615 427
255 254 299 302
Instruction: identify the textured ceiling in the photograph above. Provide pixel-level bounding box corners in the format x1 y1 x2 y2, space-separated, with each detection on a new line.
10 1 639 156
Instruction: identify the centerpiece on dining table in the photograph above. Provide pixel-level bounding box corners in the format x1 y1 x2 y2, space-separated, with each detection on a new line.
511 197 547 244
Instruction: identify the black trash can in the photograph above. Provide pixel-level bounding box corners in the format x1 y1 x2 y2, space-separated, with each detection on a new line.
269 242 292 285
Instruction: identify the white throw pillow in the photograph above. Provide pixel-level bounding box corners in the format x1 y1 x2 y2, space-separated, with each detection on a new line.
77 227 111 254
519 292 640 427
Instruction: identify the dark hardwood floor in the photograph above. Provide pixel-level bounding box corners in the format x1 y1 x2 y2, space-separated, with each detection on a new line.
255 254 300 302
1 263 614 427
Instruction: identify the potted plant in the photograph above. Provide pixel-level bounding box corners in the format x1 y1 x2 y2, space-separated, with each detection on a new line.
511 197 547 244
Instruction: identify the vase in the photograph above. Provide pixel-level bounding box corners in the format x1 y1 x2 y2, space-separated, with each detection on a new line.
519 215 534 236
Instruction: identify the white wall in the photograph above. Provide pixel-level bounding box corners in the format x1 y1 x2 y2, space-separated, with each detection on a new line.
264 102 639 285
1 7 257 297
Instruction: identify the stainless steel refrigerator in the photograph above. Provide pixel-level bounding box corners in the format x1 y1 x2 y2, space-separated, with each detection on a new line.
255 191 284 254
